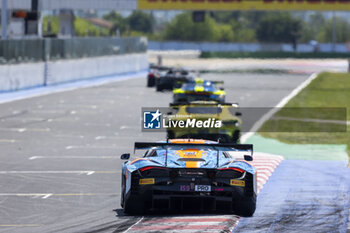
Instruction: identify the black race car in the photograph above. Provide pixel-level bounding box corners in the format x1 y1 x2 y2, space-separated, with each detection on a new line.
147 65 172 87
155 68 197 92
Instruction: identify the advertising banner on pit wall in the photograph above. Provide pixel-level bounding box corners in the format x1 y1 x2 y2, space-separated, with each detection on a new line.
138 0 350 11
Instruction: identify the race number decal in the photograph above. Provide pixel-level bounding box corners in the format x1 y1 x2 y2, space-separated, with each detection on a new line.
195 185 211 192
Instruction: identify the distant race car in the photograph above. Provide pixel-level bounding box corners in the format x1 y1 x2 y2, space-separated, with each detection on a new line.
147 65 172 87
167 101 242 143
155 68 197 92
120 139 256 216
173 80 226 103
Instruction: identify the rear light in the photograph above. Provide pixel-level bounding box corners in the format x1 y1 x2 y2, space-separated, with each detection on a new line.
218 167 245 173
139 166 168 172
148 73 155 78
139 166 169 178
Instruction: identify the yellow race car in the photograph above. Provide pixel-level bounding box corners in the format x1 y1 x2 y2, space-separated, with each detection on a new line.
173 80 225 103
166 101 242 143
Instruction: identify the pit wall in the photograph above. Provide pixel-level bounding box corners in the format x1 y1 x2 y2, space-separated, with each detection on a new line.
0 53 148 92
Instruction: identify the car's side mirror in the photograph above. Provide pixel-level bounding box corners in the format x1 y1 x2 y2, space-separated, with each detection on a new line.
235 112 242 116
220 87 225 91
120 153 130 160
244 155 253 161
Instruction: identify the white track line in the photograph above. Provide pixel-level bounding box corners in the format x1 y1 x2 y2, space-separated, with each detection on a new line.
29 156 120 160
0 171 95 175
42 194 53 199
124 216 144 233
0 139 16 143
241 73 318 143
0 170 119 175
0 193 118 199
271 116 349 125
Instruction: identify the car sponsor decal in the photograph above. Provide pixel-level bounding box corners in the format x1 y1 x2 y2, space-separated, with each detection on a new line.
138 0 350 11
230 179 245 187
139 178 155 185
180 185 190 191
170 139 206 144
176 149 204 168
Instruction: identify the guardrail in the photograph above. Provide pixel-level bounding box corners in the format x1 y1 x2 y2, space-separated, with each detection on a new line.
0 37 148 64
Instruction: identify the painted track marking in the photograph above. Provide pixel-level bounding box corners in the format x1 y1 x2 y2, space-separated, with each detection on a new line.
126 153 284 233
0 193 118 199
0 128 51 133
0 139 16 143
240 73 318 143
0 170 119 175
29 156 120 160
0 224 42 227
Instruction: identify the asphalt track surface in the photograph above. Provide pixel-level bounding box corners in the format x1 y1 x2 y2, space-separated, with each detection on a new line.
0 72 312 233
234 159 350 233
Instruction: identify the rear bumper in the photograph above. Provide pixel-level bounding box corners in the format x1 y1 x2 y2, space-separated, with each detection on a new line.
126 186 248 212
124 168 256 212
151 194 233 212
125 179 252 212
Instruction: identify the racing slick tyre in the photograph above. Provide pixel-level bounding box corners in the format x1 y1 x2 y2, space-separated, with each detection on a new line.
232 130 241 144
167 131 175 139
120 176 125 208
234 196 256 217
147 76 155 87
123 196 145 215
156 84 163 92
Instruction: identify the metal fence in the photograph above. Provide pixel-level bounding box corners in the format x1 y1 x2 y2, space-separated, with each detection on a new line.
0 37 147 64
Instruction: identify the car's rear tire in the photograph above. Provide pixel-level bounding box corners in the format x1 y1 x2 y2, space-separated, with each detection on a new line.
167 130 175 139
232 130 241 144
124 196 145 215
120 175 125 208
234 196 256 217
147 76 155 87
156 84 163 92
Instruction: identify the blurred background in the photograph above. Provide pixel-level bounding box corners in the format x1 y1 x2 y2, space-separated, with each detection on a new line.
1 0 350 65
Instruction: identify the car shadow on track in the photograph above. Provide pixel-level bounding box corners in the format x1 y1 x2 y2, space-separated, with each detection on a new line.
114 208 239 217
113 208 240 233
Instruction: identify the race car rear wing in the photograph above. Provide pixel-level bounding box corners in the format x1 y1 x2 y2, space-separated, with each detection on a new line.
208 80 224 85
170 102 239 107
134 142 253 165
176 79 224 85
149 65 172 71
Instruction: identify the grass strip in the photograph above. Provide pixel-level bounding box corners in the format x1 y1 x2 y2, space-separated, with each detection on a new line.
259 72 350 159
